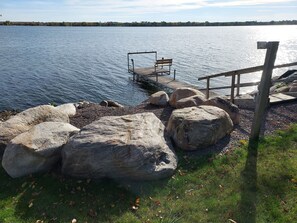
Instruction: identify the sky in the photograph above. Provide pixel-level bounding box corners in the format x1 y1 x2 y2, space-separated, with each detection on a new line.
0 0 297 22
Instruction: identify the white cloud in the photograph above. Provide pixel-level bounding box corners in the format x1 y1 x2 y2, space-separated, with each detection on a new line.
209 0 295 7
63 0 296 15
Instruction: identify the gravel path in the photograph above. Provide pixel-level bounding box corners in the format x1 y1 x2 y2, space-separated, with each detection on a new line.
70 100 297 155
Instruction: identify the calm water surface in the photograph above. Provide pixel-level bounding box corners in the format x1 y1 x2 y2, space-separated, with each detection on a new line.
0 25 297 110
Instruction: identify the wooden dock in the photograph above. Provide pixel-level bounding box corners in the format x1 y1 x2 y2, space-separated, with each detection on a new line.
127 50 297 106
131 67 217 97
133 67 190 89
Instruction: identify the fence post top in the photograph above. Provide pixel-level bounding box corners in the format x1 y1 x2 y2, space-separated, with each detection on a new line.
257 41 279 49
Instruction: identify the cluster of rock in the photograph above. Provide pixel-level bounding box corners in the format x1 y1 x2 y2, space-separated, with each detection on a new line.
1 87 239 181
149 87 239 151
238 70 297 109
0 104 177 180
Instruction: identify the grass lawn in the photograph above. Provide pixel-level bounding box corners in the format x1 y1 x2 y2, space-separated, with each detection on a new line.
0 124 297 223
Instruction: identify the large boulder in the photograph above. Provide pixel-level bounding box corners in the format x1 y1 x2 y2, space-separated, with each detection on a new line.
149 91 169 106
55 103 77 117
0 105 69 155
175 95 205 109
289 82 297 92
274 85 290 93
289 86 297 92
62 113 177 180
169 87 206 108
167 106 233 151
2 122 79 178
202 96 240 125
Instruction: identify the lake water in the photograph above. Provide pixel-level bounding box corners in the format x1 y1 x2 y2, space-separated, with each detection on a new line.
0 25 297 111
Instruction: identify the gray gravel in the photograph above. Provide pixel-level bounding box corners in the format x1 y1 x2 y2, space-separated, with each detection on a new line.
69 100 297 155
1 100 296 155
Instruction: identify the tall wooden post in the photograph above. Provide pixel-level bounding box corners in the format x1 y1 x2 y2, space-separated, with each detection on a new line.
249 41 279 142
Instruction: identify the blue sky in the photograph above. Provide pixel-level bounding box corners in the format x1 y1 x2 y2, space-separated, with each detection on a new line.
0 0 297 22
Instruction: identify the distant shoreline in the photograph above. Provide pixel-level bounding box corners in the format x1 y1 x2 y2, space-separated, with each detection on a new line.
1 20 297 27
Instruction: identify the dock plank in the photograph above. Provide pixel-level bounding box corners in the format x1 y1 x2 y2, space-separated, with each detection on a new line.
270 93 297 104
131 67 217 97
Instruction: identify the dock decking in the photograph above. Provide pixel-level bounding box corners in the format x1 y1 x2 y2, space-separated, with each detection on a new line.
127 50 297 106
130 67 217 97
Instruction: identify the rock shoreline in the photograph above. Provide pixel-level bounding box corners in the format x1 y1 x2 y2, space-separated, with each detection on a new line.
1 86 297 181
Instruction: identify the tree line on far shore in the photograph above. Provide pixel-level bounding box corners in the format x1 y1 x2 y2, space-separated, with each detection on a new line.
0 20 297 27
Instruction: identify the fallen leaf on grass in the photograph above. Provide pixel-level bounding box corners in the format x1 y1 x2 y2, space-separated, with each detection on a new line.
28 200 34 208
88 209 97 217
178 170 186 176
155 200 161 206
131 197 141 211
32 192 41 197
131 205 138 211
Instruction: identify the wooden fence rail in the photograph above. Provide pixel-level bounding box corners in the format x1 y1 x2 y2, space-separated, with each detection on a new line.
198 61 297 101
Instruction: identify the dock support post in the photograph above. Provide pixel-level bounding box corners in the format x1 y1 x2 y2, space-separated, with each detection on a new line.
249 41 279 142
206 78 210 99
230 74 235 103
131 59 136 81
174 69 176 80
236 73 241 96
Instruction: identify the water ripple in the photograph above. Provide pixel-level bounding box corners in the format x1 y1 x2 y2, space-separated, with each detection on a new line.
0 26 296 110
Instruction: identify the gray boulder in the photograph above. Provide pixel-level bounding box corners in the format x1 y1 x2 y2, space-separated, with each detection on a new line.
289 82 297 92
62 113 177 180
75 101 91 109
106 100 124 108
149 91 169 106
56 103 77 117
99 100 124 108
289 86 297 92
274 86 290 93
2 122 79 178
99 100 108 107
167 106 233 150
175 95 205 109
0 105 69 155
202 96 240 125
169 87 206 108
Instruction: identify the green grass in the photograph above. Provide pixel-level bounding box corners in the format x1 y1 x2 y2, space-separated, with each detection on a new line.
1 124 297 223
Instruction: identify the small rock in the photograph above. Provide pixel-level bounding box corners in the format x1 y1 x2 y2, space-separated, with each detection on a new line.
202 96 240 125
106 100 124 108
56 103 76 117
289 85 297 92
76 101 90 109
99 100 108 107
175 95 205 109
149 91 169 106
169 87 206 108
274 85 290 93
100 100 124 108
